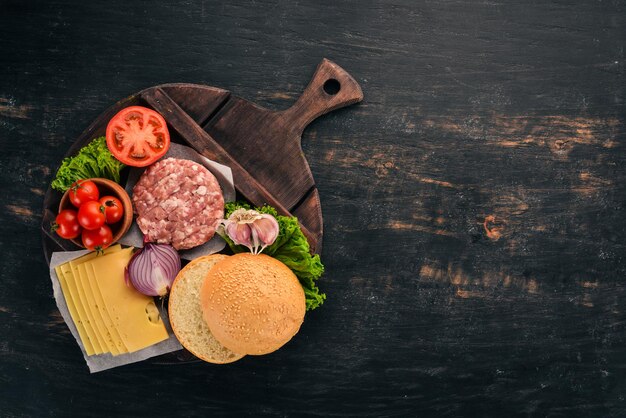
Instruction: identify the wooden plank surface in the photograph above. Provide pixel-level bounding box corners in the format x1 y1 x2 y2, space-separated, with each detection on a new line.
140 86 320 251
1 0 625 416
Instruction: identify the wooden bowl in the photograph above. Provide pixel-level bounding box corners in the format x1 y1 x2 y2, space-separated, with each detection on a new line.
58 178 133 248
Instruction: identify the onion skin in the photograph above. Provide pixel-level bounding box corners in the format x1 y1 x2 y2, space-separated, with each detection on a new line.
125 243 181 296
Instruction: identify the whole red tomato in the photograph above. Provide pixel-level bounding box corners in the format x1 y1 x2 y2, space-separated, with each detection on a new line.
77 200 106 230
69 180 99 207
82 225 113 252
99 196 124 224
52 209 81 239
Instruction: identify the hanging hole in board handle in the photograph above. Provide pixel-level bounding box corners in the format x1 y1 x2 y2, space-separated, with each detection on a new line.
323 79 341 95
283 59 362 132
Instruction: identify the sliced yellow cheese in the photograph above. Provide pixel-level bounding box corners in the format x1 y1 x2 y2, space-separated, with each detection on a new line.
69 248 122 356
84 262 129 354
54 266 96 356
76 263 120 355
57 245 123 356
58 262 106 355
90 247 169 353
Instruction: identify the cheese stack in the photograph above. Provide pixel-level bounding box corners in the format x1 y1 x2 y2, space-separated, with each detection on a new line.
54 245 169 356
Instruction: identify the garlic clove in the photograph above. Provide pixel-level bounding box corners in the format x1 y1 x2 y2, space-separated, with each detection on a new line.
249 215 280 253
225 221 252 247
249 224 261 254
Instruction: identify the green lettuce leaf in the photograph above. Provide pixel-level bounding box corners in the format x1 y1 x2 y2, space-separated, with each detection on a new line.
51 136 125 192
223 202 326 310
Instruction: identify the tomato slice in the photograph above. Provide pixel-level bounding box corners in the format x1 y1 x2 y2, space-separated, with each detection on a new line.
106 106 170 167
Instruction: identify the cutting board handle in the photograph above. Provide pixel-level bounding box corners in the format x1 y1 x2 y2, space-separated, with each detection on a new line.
283 58 363 134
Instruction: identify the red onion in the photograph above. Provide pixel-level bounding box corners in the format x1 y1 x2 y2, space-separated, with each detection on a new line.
125 242 181 296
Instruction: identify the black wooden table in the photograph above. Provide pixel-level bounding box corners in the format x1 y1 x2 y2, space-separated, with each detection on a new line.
1 1 625 416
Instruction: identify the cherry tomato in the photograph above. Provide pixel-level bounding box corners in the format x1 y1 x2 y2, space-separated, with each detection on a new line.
99 196 124 224
77 200 106 230
82 225 113 252
106 106 170 167
68 179 100 207
52 209 82 239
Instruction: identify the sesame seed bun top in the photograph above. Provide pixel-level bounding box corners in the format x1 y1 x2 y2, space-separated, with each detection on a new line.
200 253 305 355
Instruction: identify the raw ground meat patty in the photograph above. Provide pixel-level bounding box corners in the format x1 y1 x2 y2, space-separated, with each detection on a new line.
132 158 224 250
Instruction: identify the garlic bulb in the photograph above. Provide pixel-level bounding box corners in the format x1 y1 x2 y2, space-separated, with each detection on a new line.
221 209 279 254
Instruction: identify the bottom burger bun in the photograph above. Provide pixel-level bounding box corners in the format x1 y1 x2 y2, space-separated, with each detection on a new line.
168 254 245 364
200 253 306 355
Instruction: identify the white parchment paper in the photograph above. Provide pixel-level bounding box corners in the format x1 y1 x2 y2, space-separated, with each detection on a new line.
118 142 235 260
49 250 183 373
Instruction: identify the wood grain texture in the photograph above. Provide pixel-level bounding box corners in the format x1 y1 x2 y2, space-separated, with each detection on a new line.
1 0 625 416
140 84 327 252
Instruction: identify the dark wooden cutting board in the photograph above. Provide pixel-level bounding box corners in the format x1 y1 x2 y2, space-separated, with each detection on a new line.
41 59 363 261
